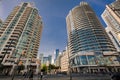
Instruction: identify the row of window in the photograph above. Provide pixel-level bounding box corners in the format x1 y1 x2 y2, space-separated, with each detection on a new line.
71 55 95 65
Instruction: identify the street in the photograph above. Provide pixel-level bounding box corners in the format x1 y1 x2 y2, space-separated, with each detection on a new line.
0 73 111 80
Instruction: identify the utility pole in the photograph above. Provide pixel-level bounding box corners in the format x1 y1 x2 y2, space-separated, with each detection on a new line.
67 42 72 80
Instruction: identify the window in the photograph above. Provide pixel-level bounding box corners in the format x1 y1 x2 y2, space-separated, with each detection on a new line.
80 55 88 65
88 56 95 65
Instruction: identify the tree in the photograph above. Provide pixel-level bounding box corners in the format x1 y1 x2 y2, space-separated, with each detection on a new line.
48 64 55 70
55 66 60 69
41 64 47 72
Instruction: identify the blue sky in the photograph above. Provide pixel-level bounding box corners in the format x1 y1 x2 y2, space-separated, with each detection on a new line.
0 0 115 58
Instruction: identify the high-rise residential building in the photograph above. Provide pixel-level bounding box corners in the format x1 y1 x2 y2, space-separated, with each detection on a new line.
66 1 119 73
102 0 120 51
106 27 120 51
0 2 43 74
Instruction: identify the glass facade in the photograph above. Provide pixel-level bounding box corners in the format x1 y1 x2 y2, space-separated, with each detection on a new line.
71 55 96 66
66 2 117 68
88 56 95 65
71 53 118 67
55 49 59 60
0 3 43 65
66 2 116 56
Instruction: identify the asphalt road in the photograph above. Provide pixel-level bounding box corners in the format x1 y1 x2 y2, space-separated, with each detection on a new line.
0 74 111 80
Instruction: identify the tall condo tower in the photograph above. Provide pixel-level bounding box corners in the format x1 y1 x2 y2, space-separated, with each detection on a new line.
66 2 119 73
0 2 43 74
102 0 120 51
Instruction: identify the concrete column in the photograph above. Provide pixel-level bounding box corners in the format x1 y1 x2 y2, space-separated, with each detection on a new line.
77 67 80 73
10 65 16 75
97 68 100 72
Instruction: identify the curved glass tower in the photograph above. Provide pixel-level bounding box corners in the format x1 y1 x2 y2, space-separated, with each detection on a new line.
66 2 118 73
66 2 116 54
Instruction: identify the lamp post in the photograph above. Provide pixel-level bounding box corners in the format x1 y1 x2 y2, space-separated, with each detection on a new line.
36 59 41 80
67 43 72 80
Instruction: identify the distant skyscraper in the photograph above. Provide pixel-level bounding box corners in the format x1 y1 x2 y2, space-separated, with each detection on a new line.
39 53 44 64
66 2 118 73
43 55 52 65
43 57 49 65
55 53 62 67
0 2 43 74
102 0 120 51
54 49 59 60
48 55 52 64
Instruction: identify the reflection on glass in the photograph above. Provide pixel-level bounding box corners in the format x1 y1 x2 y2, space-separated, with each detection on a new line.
80 55 88 65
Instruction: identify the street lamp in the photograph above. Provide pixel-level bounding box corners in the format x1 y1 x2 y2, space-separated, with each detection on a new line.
36 59 41 80
67 43 72 80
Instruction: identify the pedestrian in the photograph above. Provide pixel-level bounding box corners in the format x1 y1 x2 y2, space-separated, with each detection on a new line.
23 71 27 78
40 72 43 80
29 69 34 80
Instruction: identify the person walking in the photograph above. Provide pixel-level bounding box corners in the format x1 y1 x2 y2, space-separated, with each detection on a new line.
23 71 27 78
40 72 43 80
29 69 34 80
